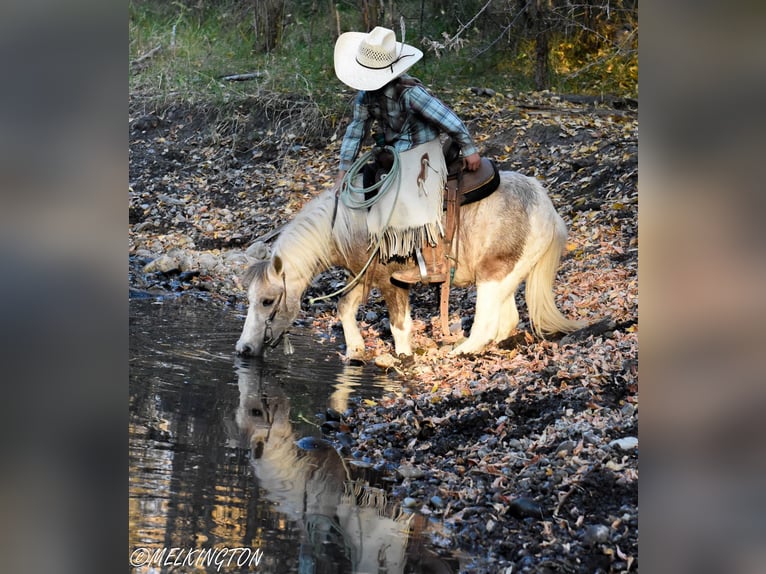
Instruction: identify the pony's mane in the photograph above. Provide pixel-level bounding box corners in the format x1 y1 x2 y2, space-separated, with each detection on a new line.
270 191 360 279
241 190 363 287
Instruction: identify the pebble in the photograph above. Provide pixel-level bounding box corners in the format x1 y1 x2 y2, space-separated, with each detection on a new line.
430 495 444 508
507 497 543 519
294 436 332 451
583 524 610 545
397 463 425 479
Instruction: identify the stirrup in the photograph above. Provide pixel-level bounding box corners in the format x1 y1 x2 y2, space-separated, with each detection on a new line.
391 249 447 285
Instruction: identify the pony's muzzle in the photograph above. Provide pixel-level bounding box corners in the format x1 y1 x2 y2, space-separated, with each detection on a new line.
235 340 260 356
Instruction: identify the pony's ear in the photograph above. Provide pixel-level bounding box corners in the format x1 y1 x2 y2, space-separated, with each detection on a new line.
245 241 271 262
272 254 283 275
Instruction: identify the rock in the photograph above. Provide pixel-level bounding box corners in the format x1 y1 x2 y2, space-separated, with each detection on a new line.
134 221 155 232
225 251 249 264
197 252 219 272
555 440 577 455
245 241 271 260
397 463 425 479
132 113 161 131
374 353 398 370
143 254 181 274
609 436 638 451
133 249 156 260
449 321 463 335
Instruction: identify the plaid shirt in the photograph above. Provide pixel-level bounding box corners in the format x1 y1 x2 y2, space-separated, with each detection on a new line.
339 75 479 171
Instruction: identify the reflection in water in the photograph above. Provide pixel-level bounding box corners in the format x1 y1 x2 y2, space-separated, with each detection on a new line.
236 360 455 573
129 297 456 573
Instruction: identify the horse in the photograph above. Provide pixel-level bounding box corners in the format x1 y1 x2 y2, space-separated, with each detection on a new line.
235 170 586 359
234 361 456 573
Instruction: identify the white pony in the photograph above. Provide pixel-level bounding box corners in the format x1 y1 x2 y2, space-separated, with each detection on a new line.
236 171 585 359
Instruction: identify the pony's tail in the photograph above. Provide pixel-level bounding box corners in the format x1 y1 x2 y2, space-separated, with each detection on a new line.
525 218 587 337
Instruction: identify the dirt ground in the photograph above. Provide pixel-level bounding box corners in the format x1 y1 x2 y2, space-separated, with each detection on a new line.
129 89 638 573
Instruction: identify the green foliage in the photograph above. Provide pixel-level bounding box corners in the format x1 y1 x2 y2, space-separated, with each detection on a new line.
129 0 637 115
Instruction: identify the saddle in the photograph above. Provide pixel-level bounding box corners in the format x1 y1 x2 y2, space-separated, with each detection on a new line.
360 140 501 207
443 139 501 207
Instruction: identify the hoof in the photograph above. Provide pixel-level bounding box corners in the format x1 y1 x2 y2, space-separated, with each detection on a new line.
448 341 484 357
344 347 366 362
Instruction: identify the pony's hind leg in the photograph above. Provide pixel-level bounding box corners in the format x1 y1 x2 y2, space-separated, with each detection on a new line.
337 283 366 360
379 283 412 356
451 266 527 356
495 294 520 342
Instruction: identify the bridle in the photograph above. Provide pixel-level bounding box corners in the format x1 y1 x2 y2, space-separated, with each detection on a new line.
263 271 289 349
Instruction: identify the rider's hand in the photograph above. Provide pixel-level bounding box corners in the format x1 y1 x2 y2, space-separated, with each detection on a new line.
463 152 481 171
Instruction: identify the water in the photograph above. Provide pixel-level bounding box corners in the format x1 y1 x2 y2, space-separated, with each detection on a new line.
129 295 457 573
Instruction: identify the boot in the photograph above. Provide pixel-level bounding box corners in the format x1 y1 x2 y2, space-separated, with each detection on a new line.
391 242 448 285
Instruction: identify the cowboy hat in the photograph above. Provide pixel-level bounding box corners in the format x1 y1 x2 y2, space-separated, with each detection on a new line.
334 27 423 91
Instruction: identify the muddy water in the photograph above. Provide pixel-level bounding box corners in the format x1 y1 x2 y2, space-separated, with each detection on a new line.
129 295 456 573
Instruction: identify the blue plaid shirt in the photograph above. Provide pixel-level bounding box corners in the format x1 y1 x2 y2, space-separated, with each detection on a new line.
339 75 479 171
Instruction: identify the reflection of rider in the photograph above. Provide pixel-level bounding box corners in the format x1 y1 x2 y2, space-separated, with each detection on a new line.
332 27 480 285
234 361 456 573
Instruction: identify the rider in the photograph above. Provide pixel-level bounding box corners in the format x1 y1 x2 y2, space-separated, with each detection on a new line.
332 26 481 284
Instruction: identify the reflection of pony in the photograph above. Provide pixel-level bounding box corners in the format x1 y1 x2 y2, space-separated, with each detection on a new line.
235 363 455 574
236 174 585 359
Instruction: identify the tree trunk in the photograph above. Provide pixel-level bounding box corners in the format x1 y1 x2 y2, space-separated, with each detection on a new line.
253 0 286 53
360 0 381 31
528 0 551 90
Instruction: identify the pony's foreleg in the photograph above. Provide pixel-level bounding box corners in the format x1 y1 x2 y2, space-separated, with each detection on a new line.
380 284 412 356
337 283 366 360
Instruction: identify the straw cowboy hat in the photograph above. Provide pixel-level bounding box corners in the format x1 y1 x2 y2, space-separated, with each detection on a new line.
334 26 423 91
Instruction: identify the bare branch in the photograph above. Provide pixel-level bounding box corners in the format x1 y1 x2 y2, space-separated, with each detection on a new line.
130 45 162 68
220 72 266 82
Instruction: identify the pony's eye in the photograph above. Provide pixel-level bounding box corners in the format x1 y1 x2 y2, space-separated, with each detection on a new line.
262 298 274 307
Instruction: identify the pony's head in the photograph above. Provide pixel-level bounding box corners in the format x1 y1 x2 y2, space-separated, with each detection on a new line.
234 360 293 460
236 242 301 357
